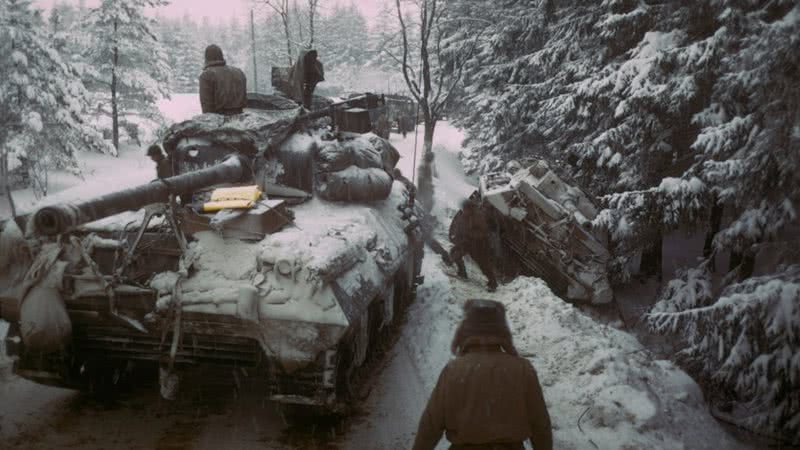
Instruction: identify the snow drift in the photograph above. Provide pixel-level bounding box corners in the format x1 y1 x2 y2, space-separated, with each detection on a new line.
401 269 748 450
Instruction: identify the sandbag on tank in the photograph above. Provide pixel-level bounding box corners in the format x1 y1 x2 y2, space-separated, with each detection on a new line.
365 134 400 171
316 134 401 173
316 141 384 172
317 166 393 202
19 260 72 352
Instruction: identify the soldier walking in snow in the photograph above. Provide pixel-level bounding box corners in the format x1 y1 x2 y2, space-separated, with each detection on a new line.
199 44 247 115
412 299 553 450
449 196 499 292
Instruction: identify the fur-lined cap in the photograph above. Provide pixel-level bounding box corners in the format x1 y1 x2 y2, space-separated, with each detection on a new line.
451 299 518 356
204 44 225 64
464 299 506 328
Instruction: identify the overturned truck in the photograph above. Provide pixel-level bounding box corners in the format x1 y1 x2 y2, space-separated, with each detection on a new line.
479 160 613 305
0 94 423 413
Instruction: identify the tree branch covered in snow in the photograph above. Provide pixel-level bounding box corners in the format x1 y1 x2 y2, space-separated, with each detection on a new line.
78 0 171 150
442 0 800 438
648 264 800 440
0 0 111 198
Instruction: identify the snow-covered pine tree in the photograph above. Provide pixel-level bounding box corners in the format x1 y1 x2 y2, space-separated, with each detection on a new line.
443 0 727 277
0 0 110 200
317 3 370 69
648 2 800 440
158 16 201 94
79 0 171 151
249 7 301 92
445 0 799 439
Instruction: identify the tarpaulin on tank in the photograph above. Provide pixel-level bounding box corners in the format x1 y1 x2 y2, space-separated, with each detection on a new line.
162 107 302 158
316 167 393 202
17 244 72 352
314 133 400 202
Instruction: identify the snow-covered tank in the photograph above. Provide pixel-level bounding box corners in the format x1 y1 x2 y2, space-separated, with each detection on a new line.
479 160 612 304
0 94 423 414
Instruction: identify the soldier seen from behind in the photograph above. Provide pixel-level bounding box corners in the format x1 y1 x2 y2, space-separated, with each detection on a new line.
412 299 553 450
290 49 324 109
449 194 499 292
199 44 247 115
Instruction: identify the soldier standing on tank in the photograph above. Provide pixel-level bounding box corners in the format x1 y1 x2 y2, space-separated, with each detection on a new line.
290 49 324 109
412 299 553 450
199 44 247 115
449 196 499 292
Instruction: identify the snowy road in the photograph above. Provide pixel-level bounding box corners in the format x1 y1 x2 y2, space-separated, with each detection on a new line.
1 96 759 449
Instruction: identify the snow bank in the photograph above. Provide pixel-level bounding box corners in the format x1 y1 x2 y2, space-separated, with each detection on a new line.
401 271 749 449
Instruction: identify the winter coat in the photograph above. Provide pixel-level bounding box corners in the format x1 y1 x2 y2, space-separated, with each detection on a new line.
450 205 491 247
199 60 247 114
412 345 552 450
289 50 324 105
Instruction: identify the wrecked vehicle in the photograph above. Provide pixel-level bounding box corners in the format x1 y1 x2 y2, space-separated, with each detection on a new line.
0 93 423 414
479 160 613 304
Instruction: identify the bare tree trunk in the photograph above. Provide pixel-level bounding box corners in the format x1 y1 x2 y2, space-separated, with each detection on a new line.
259 0 293 64
251 10 258 91
1 153 16 218
283 18 293 64
4 38 18 216
111 19 119 152
308 0 317 48
293 0 305 48
423 116 436 154
280 3 293 65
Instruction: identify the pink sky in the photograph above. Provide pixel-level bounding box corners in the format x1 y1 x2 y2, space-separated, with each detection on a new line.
35 0 385 23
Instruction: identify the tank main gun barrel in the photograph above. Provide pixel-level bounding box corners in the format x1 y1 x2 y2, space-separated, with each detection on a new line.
33 154 249 236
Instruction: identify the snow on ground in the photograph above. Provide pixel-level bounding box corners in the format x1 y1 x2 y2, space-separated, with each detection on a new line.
157 93 201 124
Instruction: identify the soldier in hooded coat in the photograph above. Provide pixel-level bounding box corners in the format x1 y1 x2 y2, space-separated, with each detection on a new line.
199 44 247 115
289 49 324 109
412 299 553 450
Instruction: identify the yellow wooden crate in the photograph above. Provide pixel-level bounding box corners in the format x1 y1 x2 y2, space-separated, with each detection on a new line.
202 199 255 212
209 185 263 202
